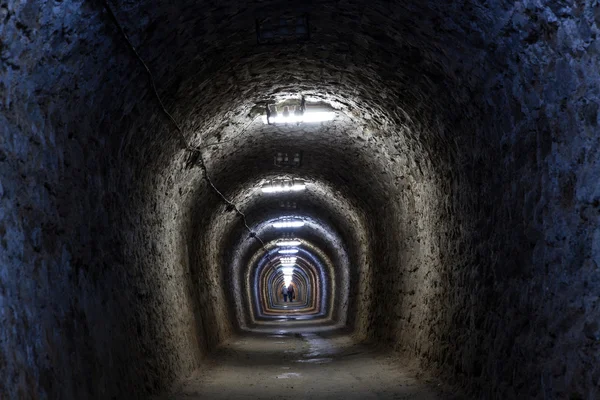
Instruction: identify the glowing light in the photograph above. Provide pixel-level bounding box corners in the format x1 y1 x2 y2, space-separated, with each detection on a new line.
281 260 296 266
273 220 305 228
282 265 295 287
281 267 295 275
278 249 298 254
279 257 297 264
262 111 335 125
277 240 301 246
261 179 306 193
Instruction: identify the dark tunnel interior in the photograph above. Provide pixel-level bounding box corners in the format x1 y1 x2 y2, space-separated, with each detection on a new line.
1 0 600 399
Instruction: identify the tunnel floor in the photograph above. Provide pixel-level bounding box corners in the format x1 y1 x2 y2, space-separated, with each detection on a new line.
162 325 454 400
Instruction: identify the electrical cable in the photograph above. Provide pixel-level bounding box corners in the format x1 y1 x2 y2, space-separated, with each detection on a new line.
101 0 272 258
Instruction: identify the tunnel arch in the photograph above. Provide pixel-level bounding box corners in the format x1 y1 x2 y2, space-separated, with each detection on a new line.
2 1 599 399
253 242 334 319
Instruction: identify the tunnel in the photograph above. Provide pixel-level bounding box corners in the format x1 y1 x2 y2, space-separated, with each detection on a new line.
1 0 600 399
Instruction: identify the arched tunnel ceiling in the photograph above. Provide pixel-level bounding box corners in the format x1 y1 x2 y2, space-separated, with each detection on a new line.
2 0 599 399
260 252 322 311
121 0 474 129
230 217 351 328
107 0 494 172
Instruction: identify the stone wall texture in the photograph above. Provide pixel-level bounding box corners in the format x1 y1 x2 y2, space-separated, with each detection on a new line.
1 0 599 399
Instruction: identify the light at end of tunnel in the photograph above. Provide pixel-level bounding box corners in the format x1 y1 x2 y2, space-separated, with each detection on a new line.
281 267 295 275
277 240 301 246
278 249 299 254
273 220 305 228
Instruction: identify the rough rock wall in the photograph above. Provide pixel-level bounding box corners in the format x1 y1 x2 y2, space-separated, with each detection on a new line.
366 2 600 398
470 2 600 397
0 1 220 398
199 121 388 338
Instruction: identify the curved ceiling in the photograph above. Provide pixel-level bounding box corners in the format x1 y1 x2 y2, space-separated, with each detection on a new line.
2 0 599 399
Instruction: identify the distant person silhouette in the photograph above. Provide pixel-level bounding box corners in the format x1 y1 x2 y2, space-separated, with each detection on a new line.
282 285 289 302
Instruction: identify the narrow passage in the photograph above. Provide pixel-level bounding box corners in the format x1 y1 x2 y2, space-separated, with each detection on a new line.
165 326 451 400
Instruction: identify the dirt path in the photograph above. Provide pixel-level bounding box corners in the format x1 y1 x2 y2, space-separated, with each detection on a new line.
165 328 453 400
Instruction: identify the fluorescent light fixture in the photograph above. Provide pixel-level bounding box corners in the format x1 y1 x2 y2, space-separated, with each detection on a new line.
273 220 305 228
303 111 336 123
278 249 299 254
261 179 306 193
263 111 335 125
257 15 309 45
279 257 297 264
277 240 301 246
279 200 298 209
274 152 302 168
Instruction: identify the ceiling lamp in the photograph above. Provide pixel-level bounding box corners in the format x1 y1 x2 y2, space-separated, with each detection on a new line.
279 200 298 209
277 240 301 246
278 249 298 254
274 152 302 167
279 257 297 264
263 100 336 125
256 14 309 45
261 179 306 193
263 111 335 124
273 219 305 228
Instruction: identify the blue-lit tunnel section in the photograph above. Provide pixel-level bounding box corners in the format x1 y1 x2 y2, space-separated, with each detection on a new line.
230 212 353 331
255 247 329 318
